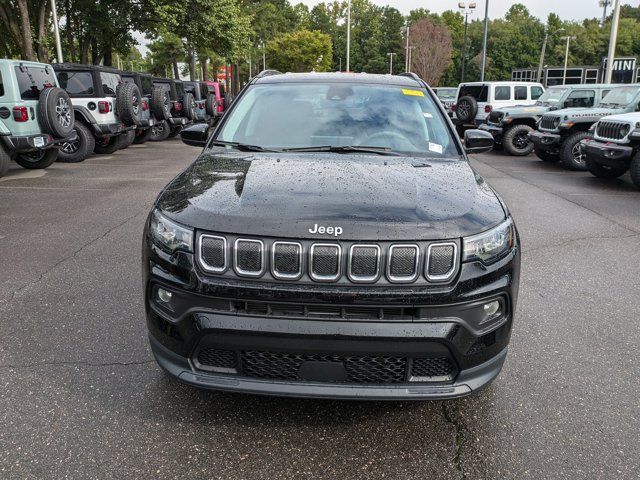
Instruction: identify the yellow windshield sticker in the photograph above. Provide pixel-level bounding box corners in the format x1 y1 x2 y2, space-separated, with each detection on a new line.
402 89 425 97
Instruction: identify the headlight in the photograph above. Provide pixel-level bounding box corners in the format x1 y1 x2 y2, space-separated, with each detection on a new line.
620 124 631 137
553 117 561 128
150 209 194 253
463 218 515 265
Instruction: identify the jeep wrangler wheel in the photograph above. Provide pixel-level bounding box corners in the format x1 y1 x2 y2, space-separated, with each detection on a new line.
503 124 534 156
183 93 197 121
0 143 10 177
133 127 153 144
58 122 94 163
560 131 590 171
168 126 183 138
14 148 58 169
630 153 640 190
94 136 121 155
151 87 171 121
455 96 478 123
150 120 170 141
117 82 143 127
534 147 559 162
118 130 136 150
585 157 627 179
205 94 217 116
38 87 74 138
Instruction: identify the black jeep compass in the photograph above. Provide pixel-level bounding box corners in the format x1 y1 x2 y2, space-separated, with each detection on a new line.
142 71 520 400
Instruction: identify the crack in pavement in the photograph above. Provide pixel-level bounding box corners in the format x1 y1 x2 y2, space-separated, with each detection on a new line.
442 402 467 479
2 208 148 306
0 359 156 370
522 232 640 254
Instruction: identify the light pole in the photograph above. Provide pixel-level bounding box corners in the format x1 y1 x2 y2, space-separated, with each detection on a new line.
261 41 266 71
403 23 411 71
537 27 564 85
387 53 396 74
605 0 621 84
480 0 489 81
407 46 415 73
561 35 577 85
346 0 352 72
50 0 63 62
458 2 476 83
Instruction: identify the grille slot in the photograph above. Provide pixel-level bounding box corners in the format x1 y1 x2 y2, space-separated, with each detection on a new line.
540 115 559 130
198 235 227 273
234 301 414 320
596 121 627 140
348 244 381 282
272 241 303 280
310 244 341 281
234 239 265 277
426 242 457 282
387 244 419 283
195 348 237 373
410 357 455 381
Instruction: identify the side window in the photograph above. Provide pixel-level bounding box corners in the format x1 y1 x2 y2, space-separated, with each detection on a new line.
564 90 595 108
601 90 610 99
0 71 4 97
494 86 511 101
531 86 544 100
57 71 94 95
514 86 527 100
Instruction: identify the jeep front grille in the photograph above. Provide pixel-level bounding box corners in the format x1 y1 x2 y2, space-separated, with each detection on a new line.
540 115 559 130
596 121 628 140
195 234 459 285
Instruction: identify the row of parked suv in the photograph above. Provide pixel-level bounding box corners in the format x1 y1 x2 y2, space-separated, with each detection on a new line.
0 59 230 177
435 80 640 190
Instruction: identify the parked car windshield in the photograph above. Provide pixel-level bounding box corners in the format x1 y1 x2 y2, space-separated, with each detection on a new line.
215 82 459 157
600 86 640 107
535 87 567 106
14 65 57 100
435 88 457 100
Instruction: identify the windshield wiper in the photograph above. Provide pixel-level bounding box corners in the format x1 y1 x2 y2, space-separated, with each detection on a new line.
282 145 400 156
210 140 280 152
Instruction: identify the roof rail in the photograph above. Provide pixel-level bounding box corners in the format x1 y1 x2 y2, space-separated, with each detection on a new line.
399 72 422 82
253 69 283 80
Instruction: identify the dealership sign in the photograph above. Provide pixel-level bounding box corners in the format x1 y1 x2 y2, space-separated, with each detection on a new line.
601 57 637 83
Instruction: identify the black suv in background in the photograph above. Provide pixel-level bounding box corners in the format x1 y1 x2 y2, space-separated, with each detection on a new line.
150 77 193 141
143 71 521 400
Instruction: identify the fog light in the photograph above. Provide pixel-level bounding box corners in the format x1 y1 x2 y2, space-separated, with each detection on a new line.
480 300 501 324
157 288 172 303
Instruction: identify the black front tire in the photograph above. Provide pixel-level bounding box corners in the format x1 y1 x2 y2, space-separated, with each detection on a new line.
168 126 182 138
14 148 58 169
94 136 121 155
150 121 170 141
630 153 640 189
118 130 136 150
133 127 153 144
560 131 591 171
57 122 95 163
534 147 559 162
503 124 534 156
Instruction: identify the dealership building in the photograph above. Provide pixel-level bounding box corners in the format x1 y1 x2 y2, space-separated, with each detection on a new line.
512 57 638 87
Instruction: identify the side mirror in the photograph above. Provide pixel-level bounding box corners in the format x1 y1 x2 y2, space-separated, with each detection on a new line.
181 123 209 147
464 129 494 154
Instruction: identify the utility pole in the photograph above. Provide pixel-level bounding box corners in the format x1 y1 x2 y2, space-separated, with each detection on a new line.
561 36 576 85
346 0 351 72
458 2 476 83
261 41 266 71
605 0 621 84
407 46 415 73
387 53 395 74
404 23 410 71
538 27 564 85
50 0 63 62
480 0 489 81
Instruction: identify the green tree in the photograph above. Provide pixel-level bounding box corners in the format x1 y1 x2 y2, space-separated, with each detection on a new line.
265 29 332 72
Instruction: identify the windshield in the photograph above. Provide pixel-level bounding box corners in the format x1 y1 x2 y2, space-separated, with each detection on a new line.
435 88 457 100
215 83 458 157
536 87 567 105
600 86 640 106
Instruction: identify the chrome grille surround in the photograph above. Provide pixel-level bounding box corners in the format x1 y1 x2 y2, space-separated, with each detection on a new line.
347 244 382 283
271 241 303 280
197 234 228 274
309 243 342 282
425 242 458 283
387 244 420 283
234 238 266 277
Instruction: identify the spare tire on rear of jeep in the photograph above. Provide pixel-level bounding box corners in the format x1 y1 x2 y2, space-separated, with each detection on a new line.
151 87 171 121
205 94 217 116
183 93 196 121
455 95 478 123
38 87 74 138
116 82 142 127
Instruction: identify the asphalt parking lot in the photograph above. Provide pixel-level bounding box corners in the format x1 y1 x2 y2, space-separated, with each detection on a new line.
1 140 639 479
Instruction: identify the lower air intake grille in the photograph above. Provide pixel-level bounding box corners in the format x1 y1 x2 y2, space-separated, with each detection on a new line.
410 357 455 381
196 348 237 372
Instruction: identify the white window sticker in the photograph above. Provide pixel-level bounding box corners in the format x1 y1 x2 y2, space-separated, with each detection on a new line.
429 142 443 154
423 112 433 118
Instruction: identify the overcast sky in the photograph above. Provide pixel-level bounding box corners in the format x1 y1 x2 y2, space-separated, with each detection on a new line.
299 0 637 22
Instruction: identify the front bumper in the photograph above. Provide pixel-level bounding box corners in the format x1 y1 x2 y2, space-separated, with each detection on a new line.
143 235 520 400
479 123 504 142
581 138 635 168
528 130 561 151
0 131 78 153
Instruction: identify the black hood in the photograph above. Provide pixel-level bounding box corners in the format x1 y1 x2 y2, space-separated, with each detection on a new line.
156 150 506 241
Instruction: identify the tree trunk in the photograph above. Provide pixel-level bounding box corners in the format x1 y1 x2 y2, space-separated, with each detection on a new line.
35 0 50 62
231 63 240 95
65 0 75 62
16 0 36 60
202 58 209 81
91 38 99 64
188 48 196 81
103 46 113 66
80 37 90 64
172 61 179 79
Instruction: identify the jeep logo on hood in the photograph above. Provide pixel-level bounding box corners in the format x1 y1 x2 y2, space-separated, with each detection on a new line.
309 224 343 236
